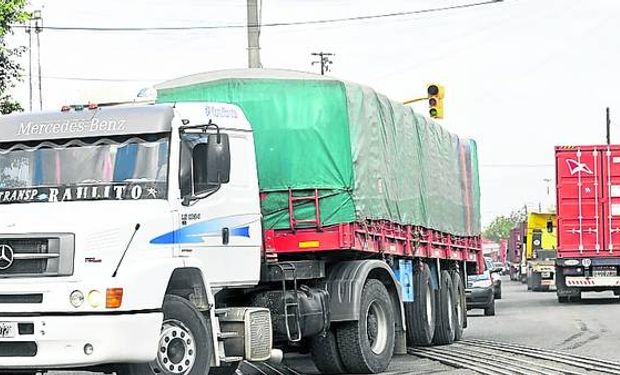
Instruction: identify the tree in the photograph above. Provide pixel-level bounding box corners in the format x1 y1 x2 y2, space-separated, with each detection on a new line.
0 0 29 114
483 209 526 242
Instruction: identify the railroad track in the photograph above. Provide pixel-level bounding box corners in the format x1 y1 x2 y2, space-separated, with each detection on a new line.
408 338 620 375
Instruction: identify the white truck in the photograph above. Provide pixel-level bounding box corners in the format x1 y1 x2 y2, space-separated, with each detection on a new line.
0 73 483 375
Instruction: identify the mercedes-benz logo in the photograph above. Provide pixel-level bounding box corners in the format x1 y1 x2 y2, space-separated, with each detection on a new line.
0 244 14 270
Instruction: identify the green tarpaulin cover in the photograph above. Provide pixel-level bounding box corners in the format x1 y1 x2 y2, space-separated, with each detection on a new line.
156 69 481 236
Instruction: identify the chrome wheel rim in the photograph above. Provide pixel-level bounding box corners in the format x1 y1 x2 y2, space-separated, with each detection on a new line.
456 291 463 326
150 319 197 375
447 291 454 331
425 286 433 327
367 300 388 354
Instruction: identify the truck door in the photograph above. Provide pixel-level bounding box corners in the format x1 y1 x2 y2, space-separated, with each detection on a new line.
601 146 620 254
158 128 262 288
556 147 602 256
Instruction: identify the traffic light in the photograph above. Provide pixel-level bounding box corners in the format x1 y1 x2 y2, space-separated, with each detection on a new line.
427 84 445 119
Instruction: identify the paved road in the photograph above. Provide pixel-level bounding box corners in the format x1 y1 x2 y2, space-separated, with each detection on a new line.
50 275 620 374
466 276 620 362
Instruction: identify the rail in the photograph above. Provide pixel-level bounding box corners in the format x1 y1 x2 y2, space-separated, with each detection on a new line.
409 338 620 375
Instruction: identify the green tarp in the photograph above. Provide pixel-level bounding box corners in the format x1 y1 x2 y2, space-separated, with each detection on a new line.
156 69 481 236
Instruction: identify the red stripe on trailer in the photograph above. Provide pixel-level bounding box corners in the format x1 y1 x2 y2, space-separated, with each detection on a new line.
263 220 483 272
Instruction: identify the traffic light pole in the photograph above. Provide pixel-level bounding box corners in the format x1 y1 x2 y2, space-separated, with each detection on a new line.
402 96 428 105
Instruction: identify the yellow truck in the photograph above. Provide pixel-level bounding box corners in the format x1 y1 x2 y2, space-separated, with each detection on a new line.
522 212 557 291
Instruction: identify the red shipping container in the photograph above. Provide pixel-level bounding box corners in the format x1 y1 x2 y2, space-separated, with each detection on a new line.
556 145 620 258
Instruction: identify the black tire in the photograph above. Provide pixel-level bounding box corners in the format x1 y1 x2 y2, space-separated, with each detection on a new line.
449 270 466 341
336 279 395 374
433 270 456 345
406 263 436 346
117 295 213 375
494 285 502 300
210 362 240 375
484 298 496 316
310 327 347 374
558 295 569 303
530 272 542 291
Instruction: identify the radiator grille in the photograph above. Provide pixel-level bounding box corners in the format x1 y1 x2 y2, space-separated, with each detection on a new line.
0 234 74 278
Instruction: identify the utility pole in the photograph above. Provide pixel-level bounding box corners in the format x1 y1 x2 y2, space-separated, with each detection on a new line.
311 52 334 75
25 21 33 111
606 107 611 145
543 178 551 196
246 0 262 68
33 10 43 111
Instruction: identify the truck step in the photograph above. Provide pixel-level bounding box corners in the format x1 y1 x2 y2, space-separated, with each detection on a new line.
218 331 240 340
220 356 244 363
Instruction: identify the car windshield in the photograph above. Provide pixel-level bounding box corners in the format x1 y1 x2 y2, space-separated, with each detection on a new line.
485 259 493 270
0 133 169 203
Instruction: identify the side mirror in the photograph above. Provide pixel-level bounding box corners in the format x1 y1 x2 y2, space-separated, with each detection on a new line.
192 134 230 194
206 133 230 185
547 219 554 233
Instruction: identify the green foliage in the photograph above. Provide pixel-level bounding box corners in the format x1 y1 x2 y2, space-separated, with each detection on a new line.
0 0 29 114
483 209 526 242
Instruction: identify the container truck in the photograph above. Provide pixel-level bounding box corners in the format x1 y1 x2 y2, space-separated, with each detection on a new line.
508 225 524 281
555 145 620 302
0 69 483 374
523 212 557 291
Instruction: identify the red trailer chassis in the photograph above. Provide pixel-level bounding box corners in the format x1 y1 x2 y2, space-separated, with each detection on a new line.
263 221 483 273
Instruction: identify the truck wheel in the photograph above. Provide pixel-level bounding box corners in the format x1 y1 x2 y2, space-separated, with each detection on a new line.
484 298 496 316
336 279 395 374
433 271 456 345
406 263 436 346
530 273 541 291
310 327 347 374
449 271 466 341
557 295 569 303
118 295 213 375
494 286 502 300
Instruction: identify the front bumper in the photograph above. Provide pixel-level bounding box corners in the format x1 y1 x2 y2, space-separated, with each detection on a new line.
0 311 162 369
465 286 493 309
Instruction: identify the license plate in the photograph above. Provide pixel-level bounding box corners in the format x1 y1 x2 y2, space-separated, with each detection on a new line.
0 322 17 338
541 280 554 286
542 272 551 278
593 270 616 277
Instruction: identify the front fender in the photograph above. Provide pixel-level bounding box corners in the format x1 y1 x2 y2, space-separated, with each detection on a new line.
114 257 214 311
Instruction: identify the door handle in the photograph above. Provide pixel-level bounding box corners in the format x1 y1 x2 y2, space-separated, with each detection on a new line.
222 227 230 245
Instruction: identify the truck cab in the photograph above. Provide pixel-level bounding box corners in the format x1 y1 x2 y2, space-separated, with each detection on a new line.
524 212 557 291
0 102 270 373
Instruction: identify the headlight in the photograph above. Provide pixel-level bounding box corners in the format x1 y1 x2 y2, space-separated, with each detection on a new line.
87 290 104 308
472 278 493 288
70 290 84 308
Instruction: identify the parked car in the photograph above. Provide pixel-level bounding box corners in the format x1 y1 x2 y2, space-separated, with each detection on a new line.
466 261 496 316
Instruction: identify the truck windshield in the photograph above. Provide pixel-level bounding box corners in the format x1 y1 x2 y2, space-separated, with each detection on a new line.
0 133 169 204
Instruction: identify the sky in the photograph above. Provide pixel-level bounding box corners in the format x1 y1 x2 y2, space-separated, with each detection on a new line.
6 0 620 227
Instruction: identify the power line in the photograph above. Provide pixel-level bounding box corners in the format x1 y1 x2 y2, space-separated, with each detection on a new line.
9 0 504 33
18 74 165 82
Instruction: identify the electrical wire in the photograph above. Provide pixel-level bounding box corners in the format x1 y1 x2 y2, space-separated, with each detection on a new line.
17 74 165 82
9 0 504 33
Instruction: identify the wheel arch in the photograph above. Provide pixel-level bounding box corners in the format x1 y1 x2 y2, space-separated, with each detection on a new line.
165 267 211 310
325 260 405 332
